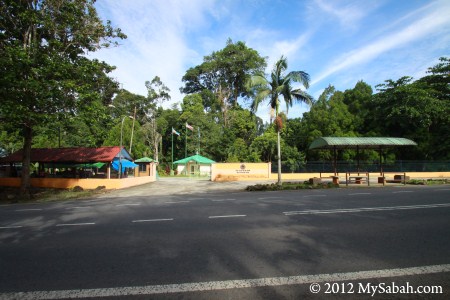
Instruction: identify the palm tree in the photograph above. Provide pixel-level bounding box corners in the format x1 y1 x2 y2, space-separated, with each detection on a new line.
248 56 313 185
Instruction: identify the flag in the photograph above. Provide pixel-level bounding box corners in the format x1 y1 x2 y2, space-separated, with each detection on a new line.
172 127 180 136
186 123 194 131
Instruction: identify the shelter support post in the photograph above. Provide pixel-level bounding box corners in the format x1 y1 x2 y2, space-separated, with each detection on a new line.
171 131 174 172
333 146 337 176
356 146 360 174
379 146 383 176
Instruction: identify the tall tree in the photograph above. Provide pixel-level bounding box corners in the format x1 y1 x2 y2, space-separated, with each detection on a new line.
417 57 450 101
180 39 266 125
248 55 312 184
146 76 171 107
157 105 181 169
415 57 450 159
103 117 147 159
343 80 373 132
373 75 448 159
300 85 357 161
143 76 171 162
110 90 148 121
0 0 126 195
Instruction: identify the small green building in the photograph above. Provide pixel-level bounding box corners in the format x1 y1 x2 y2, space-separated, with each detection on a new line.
174 154 215 177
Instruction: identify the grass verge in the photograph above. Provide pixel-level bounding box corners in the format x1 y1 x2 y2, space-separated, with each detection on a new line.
0 186 107 204
406 179 449 185
246 181 339 191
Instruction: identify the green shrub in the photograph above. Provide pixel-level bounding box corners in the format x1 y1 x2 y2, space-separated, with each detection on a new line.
246 181 339 191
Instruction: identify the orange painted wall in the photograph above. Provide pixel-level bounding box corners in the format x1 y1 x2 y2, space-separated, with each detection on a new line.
0 164 157 190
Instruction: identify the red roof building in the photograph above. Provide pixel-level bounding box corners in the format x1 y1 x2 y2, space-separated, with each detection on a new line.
1 146 132 163
0 147 135 179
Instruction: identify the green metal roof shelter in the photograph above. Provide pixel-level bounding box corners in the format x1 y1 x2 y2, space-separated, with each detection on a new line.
309 137 417 174
173 154 215 165
135 157 154 163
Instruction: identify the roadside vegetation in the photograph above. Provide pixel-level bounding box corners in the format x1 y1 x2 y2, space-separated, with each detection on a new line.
246 181 339 191
0 1 448 197
406 179 449 185
246 178 449 191
0 186 106 204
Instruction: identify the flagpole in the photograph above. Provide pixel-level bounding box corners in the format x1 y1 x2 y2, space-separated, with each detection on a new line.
171 128 174 171
198 127 200 155
185 124 187 158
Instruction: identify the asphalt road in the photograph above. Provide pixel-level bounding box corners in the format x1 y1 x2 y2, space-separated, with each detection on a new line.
0 181 449 299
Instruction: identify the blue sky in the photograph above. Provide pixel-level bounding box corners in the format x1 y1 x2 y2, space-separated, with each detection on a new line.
92 0 450 122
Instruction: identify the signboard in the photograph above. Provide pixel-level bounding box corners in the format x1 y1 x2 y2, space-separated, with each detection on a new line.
211 163 271 181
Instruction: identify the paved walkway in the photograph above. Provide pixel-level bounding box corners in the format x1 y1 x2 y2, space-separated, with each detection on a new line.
97 177 272 198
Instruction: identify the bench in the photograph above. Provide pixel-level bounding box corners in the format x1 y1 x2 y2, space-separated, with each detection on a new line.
348 176 367 184
346 172 370 186
385 174 409 184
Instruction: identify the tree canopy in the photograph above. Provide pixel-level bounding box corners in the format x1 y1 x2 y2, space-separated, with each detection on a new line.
180 39 267 111
0 0 126 194
0 3 448 188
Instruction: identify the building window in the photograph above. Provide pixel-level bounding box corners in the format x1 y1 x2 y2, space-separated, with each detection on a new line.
139 164 147 172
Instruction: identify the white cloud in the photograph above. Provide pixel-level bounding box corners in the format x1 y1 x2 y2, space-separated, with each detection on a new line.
90 0 449 124
311 0 450 87
92 0 218 108
267 32 312 68
312 0 382 29
314 0 363 25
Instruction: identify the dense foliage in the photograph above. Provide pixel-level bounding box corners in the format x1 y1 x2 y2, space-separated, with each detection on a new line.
2 56 448 172
0 1 448 185
0 0 126 194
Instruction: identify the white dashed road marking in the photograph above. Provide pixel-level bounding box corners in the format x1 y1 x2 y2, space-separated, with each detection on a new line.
132 219 174 223
165 201 190 204
2 264 449 299
0 226 23 229
283 203 450 216
208 215 247 219
15 209 43 212
116 203 141 207
212 199 236 202
66 207 90 210
348 193 371 196
55 223 96 227
392 191 414 193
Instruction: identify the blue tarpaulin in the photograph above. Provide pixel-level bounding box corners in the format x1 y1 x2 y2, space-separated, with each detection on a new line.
112 158 138 172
